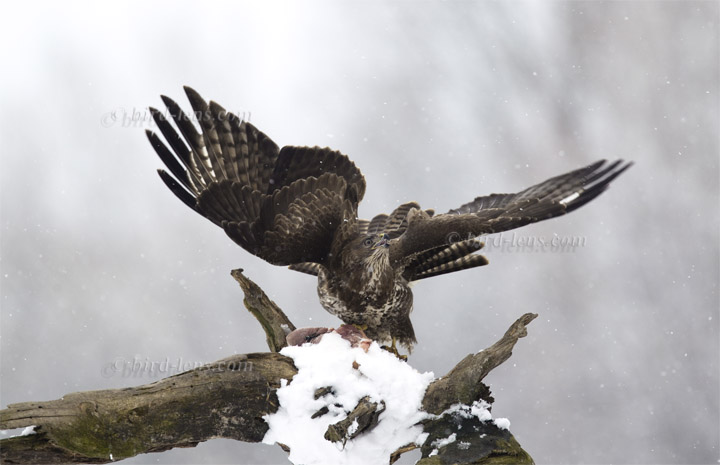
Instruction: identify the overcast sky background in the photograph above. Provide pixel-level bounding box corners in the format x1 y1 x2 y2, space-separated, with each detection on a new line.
1 1 718 464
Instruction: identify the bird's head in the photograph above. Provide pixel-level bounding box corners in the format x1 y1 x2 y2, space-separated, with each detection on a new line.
358 233 392 273
361 233 390 251
337 232 393 279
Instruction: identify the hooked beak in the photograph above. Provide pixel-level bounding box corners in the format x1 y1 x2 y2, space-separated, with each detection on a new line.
373 233 390 249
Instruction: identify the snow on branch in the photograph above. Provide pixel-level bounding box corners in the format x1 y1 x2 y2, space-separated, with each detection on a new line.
0 270 534 464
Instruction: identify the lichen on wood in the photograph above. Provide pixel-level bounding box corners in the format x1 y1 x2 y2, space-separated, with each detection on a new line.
1 353 297 464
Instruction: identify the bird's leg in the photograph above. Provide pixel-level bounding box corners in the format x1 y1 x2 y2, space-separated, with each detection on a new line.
381 337 407 361
352 323 369 331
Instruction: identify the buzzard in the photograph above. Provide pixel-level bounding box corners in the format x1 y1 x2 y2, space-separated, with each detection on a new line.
146 87 631 351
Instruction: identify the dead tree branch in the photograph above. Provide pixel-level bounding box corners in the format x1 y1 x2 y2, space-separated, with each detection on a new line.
230 269 296 353
0 353 296 464
1 271 534 464
422 312 538 415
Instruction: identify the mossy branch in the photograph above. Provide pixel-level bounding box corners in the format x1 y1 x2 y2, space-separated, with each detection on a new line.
0 353 297 464
1 272 534 464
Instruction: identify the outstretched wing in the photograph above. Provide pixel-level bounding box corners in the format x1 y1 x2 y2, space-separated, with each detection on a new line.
447 159 630 217
146 86 366 266
390 159 633 268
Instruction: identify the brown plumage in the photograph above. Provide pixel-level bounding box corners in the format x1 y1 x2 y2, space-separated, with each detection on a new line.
147 87 632 350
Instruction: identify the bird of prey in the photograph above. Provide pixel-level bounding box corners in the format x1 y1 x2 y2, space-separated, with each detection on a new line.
146 87 632 352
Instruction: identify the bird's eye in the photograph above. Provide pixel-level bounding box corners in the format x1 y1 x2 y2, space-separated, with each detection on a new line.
362 237 374 248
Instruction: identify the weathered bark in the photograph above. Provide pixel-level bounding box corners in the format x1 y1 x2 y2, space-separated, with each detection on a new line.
324 396 385 445
393 312 538 464
1 271 535 465
0 353 297 464
422 312 538 415
230 269 296 353
416 409 533 465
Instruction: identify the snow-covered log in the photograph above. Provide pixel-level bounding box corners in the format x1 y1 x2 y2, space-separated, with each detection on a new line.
0 270 535 464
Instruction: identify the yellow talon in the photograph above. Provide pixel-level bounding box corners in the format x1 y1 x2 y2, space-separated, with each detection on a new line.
381 337 407 361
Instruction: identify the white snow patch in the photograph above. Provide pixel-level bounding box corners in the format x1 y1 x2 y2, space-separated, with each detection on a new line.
263 332 434 465
493 417 511 430
431 432 457 449
429 432 457 455
441 400 510 430
347 419 359 436
415 432 429 446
